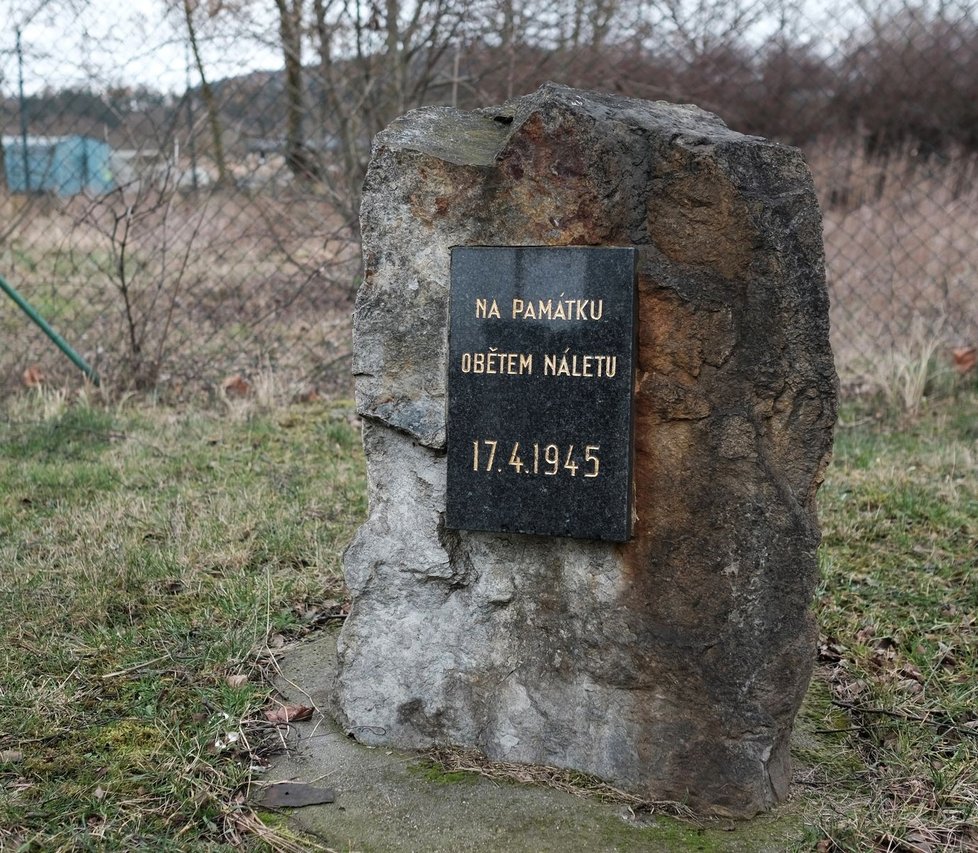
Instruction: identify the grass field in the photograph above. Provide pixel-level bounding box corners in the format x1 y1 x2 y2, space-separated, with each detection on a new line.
0 393 365 850
812 391 978 850
1 388 977 850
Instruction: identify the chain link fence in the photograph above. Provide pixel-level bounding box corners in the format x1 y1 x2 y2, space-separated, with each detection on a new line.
1 0 976 400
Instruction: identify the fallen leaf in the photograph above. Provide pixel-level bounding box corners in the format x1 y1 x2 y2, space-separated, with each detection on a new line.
817 637 845 663
259 782 335 808
951 345 977 375
222 374 252 398
936 642 959 669
226 674 248 689
833 678 868 701
21 365 45 388
873 637 898 660
264 704 314 724
903 831 935 853
898 663 924 683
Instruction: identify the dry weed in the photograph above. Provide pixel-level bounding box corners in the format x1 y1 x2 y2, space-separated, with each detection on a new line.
808 140 978 389
421 745 696 819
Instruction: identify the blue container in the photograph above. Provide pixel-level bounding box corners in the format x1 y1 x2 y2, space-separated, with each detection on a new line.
1 135 115 195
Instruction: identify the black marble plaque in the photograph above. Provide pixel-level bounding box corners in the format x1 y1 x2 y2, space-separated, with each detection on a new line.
446 246 637 541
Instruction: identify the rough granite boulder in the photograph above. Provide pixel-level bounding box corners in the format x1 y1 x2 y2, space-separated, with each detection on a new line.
335 83 837 817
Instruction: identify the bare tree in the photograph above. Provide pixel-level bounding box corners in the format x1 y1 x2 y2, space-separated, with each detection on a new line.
75 168 207 387
646 0 774 59
274 0 320 179
176 0 231 185
307 0 469 230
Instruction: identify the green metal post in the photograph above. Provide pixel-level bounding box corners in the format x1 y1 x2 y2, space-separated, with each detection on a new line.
0 273 101 386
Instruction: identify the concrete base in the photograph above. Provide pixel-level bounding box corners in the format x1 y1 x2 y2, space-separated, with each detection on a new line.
262 631 820 852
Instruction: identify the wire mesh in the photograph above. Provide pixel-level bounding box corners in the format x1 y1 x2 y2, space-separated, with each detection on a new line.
1 0 976 398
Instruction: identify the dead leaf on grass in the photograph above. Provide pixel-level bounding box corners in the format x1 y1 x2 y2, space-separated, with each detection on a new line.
21 365 45 388
833 678 868 701
951 345 977 375
222 374 252 398
264 704 314 724
898 663 924 683
901 829 937 853
818 636 846 663
872 637 898 660
936 644 960 669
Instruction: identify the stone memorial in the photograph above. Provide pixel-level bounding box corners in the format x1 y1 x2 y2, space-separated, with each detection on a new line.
335 83 837 817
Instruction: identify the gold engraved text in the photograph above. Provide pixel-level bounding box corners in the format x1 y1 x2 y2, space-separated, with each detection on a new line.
460 350 534 375
543 352 617 378
511 297 604 321
471 440 601 477
475 298 501 318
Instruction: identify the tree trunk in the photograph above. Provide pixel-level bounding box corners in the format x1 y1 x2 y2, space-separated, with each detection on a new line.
182 0 229 186
276 0 318 181
313 0 363 224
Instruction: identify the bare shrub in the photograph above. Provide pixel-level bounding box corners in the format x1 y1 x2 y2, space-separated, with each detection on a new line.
834 5 978 156
1 182 357 397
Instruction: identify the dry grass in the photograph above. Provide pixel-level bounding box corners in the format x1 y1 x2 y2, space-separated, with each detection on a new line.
0 185 358 400
809 140 978 392
860 315 956 415
3 137 977 402
420 745 697 819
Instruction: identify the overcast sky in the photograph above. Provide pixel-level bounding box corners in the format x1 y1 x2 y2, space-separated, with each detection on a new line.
1 0 968 99
0 0 282 96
